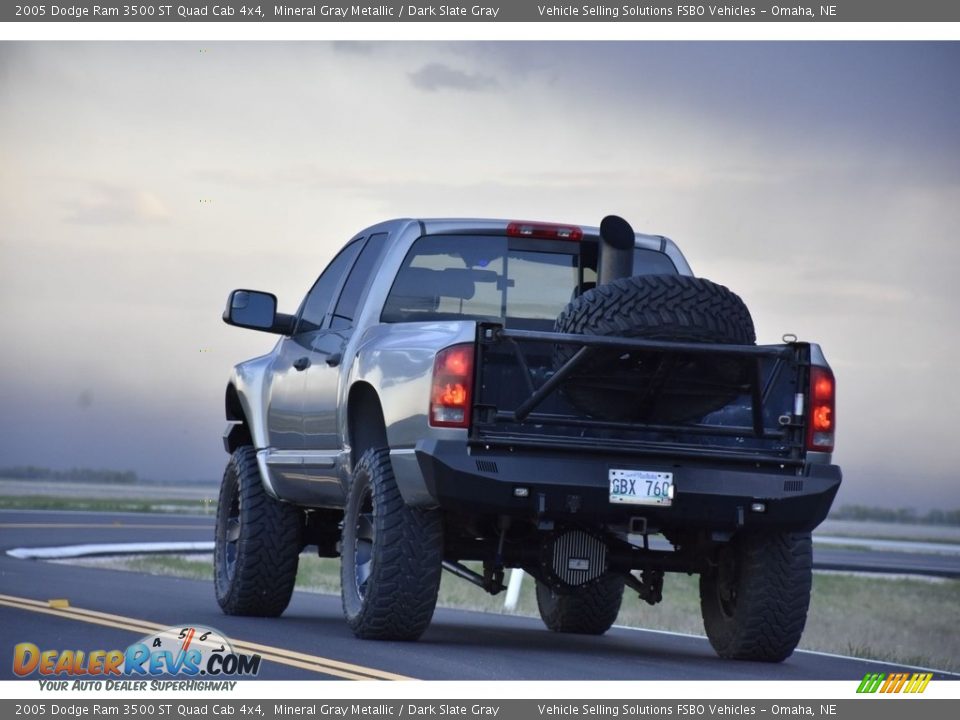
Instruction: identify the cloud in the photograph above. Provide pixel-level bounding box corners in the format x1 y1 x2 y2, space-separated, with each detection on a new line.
409 62 498 93
2 41 957 509
191 168 270 190
64 185 171 226
331 41 377 56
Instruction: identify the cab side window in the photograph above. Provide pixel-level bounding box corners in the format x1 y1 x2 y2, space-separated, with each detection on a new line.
296 239 363 334
330 233 388 330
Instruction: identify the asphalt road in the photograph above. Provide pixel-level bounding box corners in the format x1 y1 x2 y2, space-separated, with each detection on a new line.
0 509 215 547
813 548 960 578
1 509 957 682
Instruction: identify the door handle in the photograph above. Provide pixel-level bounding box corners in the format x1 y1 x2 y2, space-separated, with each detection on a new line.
326 353 342 368
293 357 311 371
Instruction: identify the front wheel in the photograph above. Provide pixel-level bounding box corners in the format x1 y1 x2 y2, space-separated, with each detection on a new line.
535 574 625 635
214 446 304 616
340 448 443 640
699 532 813 662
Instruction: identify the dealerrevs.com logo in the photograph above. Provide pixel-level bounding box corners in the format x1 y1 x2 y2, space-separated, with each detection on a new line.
13 625 260 690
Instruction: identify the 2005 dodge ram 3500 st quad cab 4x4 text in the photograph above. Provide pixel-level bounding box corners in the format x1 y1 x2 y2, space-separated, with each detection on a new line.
217 215 841 662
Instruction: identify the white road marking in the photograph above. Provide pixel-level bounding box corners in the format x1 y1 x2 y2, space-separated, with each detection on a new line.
7 541 215 559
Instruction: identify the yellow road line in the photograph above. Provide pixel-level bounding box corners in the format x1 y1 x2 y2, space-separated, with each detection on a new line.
0 594 412 681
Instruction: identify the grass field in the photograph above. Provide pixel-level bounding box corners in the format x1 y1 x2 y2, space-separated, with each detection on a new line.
0 495 216 514
83 553 960 673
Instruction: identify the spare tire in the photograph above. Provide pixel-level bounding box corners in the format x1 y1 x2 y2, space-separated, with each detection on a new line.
554 275 756 424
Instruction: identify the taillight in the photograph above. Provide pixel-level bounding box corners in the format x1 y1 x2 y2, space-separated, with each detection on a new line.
806 366 836 452
506 221 583 242
430 344 475 428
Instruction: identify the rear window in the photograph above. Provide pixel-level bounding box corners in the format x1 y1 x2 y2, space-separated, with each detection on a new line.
381 235 676 327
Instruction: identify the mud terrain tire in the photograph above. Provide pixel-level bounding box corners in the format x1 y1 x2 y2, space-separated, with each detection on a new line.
535 574 626 635
555 274 756 423
700 532 813 662
341 448 444 640
215 446 304 616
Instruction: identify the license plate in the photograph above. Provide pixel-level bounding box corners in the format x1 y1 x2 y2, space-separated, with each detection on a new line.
609 469 673 506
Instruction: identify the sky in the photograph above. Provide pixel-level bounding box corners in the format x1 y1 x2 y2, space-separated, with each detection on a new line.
0 41 958 510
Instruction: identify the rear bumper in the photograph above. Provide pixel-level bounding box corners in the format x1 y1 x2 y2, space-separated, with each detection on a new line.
415 439 840 533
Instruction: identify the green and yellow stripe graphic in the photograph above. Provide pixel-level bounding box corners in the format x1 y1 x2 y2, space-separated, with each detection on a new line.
857 672 932 694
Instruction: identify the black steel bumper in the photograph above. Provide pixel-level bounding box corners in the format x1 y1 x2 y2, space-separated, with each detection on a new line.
415 438 841 533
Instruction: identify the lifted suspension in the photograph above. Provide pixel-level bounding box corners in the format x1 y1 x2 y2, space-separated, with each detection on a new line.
442 560 506 594
624 569 664 605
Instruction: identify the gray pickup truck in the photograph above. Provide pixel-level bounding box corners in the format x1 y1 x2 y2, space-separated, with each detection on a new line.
217 215 841 662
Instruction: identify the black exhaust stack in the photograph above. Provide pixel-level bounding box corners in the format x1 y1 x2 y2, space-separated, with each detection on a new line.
598 214 636 285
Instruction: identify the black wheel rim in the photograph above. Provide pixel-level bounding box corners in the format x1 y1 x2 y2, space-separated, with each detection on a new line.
222 476 241 582
353 486 375 599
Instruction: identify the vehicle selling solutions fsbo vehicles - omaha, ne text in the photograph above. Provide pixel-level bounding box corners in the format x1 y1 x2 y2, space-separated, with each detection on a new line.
217 215 840 662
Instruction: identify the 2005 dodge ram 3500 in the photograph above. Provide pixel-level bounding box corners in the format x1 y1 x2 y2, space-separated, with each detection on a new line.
217 215 841 662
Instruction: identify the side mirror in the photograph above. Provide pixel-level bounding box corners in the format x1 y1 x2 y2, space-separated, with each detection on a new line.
223 290 295 334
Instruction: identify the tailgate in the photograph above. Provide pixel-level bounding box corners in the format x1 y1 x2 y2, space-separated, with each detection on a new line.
470 322 812 467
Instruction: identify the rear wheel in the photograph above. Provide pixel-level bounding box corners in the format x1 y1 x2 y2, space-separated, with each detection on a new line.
340 448 443 640
699 532 812 662
214 446 303 616
535 574 625 635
